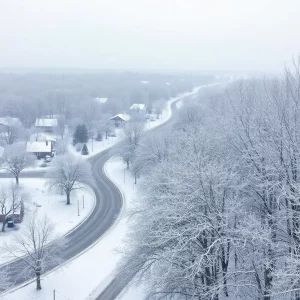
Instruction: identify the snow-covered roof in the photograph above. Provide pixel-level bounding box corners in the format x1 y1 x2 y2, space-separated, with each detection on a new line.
30 133 57 142
94 97 108 104
35 118 58 127
0 117 21 127
0 146 4 158
130 104 146 110
110 114 131 122
26 141 52 153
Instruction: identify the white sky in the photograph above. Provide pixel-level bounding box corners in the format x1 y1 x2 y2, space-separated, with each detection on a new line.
0 0 299 72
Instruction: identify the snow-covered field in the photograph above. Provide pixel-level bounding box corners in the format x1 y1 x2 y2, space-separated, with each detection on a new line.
0 178 95 264
0 158 136 300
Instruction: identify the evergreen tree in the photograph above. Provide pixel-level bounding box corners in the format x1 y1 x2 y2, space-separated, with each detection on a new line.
81 143 89 155
73 124 89 145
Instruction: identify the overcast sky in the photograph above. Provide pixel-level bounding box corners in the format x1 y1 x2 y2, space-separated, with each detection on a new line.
0 0 299 73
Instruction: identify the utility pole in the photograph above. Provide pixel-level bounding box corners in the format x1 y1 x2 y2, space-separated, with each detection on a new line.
77 200 80 216
82 195 85 209
53 290 56 300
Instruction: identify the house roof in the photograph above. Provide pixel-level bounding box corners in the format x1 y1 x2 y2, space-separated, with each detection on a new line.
110 114 131 122
30 133 57 142
0 117 21 127
94 97 108 104
35 118 58 127
26 141 52 153
130 104 146 110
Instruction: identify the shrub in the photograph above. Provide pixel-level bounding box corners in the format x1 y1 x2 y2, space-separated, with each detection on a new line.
81 143 89 155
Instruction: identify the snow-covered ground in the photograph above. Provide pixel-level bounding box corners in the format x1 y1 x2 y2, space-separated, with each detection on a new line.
68 128 125 159
176 99 183 109
0 84 212 299
0 158 136 300
0 178 95 264
117 281 146 300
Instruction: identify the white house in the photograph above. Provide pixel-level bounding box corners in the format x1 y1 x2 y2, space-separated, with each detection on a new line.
26 140 54 159
35 118 58 133
110 114 131 126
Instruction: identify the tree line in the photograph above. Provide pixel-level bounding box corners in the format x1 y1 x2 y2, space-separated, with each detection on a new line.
119 61 300 300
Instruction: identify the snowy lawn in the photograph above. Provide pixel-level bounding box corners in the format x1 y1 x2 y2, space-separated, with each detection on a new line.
0 178 95 264
0 158 136 300
68 128 125 159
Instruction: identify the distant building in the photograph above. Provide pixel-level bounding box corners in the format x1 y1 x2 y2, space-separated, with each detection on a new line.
94 97 108 104
129 104 147 115
110 114 131 126
26 140 54 159
35 118 58 133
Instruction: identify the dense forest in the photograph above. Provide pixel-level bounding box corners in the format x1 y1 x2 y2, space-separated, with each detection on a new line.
119 62 300 300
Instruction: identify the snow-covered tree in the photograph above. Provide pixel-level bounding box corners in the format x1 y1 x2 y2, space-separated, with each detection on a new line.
117 118 145 169
121 60 300 300
0 184 27 232
1 144 35 185
46 155 92 205
4 215 66 290
0 117 24 145
73 124 88 145
95 114 114 139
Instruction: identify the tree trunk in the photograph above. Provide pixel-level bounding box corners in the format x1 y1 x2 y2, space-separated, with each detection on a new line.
15 175 19 185
126 160 129 169
36 272 41 290
66 193 70 205
2 220 6 232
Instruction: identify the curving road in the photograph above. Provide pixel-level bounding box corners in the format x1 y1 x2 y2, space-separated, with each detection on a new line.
0 86 206 296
